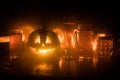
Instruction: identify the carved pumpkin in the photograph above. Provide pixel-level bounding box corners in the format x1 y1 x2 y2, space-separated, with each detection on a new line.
27 29 60 54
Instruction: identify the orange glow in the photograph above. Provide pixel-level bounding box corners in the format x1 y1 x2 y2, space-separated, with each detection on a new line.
0 36 9 42
53 28 64 48
93 47 98 68
71 34 76 48
58 34 64 43
35 36 40 44
33 63 52 75
20 24 36 43
53 28 76 48
97 33 106 37
59 58 63 69
38 48 55 54
78 56 84 61
93 55 98 68
30 47 55 55
38 49 48 54
34 36 52 44
64 31 75 48
10 55 17 60
9 33 23 51
29 31 55 55
42 44 45 47
92 40 97 51
79 56 84 59
36 63 52 71
46 36 52 44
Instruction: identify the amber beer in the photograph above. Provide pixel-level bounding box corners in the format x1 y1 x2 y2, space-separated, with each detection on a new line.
74 28 93 57
63 23 75 49
9 30 23 58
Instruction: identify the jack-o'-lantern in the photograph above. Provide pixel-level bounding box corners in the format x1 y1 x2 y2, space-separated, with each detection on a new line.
27 29 60 56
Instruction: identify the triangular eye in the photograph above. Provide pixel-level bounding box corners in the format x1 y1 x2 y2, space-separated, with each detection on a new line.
34 35 52 44
28 30 60 49
46 36 52 44
35 36 40 44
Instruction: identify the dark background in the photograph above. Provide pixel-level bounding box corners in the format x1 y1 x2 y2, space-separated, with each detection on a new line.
0 0 119 35
0 1 120 79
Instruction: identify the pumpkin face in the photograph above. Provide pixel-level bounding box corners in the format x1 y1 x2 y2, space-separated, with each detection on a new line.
27 29 60 54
